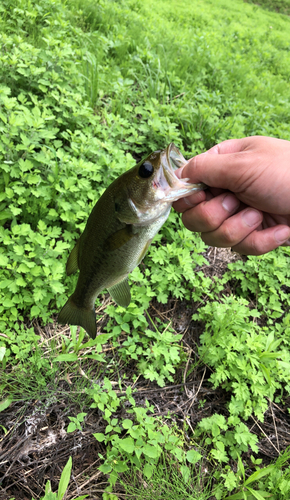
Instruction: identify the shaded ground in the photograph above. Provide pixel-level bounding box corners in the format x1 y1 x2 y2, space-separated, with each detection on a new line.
1 248 290 499
244 0 290 16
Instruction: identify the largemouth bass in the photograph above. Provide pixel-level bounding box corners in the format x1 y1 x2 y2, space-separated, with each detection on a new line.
58 143 206 338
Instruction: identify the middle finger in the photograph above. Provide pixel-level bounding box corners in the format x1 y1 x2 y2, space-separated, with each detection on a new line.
181 193 240 232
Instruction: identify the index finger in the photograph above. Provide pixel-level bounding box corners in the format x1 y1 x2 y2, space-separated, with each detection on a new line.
177 137 251 190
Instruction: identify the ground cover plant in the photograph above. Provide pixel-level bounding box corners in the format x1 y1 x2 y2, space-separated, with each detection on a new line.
1 0 290 498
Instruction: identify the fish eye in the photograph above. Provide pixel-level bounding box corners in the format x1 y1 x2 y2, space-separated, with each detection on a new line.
138 161 154 179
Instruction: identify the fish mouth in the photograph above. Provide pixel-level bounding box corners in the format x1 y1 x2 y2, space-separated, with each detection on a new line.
155 143 206 203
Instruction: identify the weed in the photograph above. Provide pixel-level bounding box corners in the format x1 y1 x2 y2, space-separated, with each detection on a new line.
89 378 202 492
196 414 259 463
35 456 87 500
120 454 215 500
196 296 290 420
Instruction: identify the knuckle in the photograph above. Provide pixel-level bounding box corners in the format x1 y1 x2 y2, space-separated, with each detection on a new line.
233 236 264 256
199 203 221 230
220 224 235 246
249 240 261 256
182 211 196 232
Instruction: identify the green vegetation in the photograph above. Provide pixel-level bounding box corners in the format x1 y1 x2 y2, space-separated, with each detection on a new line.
245 0 290 16
35 457 87 500
1 0 290 498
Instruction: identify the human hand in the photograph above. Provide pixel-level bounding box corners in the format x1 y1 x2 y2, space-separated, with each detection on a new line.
173 136 290 255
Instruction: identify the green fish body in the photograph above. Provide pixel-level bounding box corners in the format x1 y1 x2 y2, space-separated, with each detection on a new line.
58 144 206 338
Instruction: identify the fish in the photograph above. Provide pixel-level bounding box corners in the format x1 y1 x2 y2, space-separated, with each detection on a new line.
58 143 206 338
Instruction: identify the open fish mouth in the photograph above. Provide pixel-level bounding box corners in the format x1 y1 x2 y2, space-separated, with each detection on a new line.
156 143 207 203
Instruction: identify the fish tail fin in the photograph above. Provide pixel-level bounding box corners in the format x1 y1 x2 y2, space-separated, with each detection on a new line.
58 296 97 339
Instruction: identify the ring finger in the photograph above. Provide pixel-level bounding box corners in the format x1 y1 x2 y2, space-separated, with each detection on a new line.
201 208 263 247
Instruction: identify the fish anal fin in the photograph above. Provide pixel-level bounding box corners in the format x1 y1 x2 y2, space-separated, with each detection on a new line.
108 278 131 308
105 226 135 251
58 295 97 339
66 239 80 276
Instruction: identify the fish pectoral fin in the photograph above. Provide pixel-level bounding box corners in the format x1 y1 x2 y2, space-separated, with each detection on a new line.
104 225 135 251
58 296 97 339
66 239 80 276
108 278 131 308
138 238 153 264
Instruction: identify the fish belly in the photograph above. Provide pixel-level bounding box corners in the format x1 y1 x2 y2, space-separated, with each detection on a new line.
76 208 170 303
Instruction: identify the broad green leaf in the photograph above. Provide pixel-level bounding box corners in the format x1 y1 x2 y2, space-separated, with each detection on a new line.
94 433 105 442
260 364 271 385
142 444 159 458
67 422 76 433
0 398 12 412
121 322 130 333
122 419 133 429
180 465 190 482
0 347 6 361
186 449 202 464
129 428 141 439
84 354 106 362
94 333 111 344
0 254 9 266
0 210 11 222
54 354 78 362
119 437 135 454
237 454 245 483
31 305 41 317
57 456 72 500
99 464 112 473
246 487 272 500
244 466 275 485
143 463 154 479
212 422 220 437
3 298 15 308
41 491 56 500
77 413 87 422
114 462 128 472
45 479 53 494
259 352 281 361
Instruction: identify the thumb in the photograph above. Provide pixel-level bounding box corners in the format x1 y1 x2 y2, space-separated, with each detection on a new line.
180 138 250 190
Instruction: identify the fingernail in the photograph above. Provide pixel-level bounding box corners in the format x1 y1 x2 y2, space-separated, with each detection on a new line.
275 227 290 244
242 209 262 227
222 194 239 212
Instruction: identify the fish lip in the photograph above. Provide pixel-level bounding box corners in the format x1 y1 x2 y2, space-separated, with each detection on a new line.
156 143 206 202
151 144 183 193
130 144 207 214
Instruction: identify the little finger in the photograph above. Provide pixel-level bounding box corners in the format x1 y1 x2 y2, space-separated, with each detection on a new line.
232 225 290 255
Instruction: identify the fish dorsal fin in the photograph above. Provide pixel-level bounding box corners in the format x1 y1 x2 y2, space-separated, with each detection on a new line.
66 239 80 276
104 226 135 251
108 278 131 308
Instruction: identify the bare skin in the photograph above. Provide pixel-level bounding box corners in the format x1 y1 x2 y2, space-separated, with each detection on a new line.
173 136 290 255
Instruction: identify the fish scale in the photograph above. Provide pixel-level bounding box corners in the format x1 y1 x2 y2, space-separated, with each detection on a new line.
58 144 206 338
